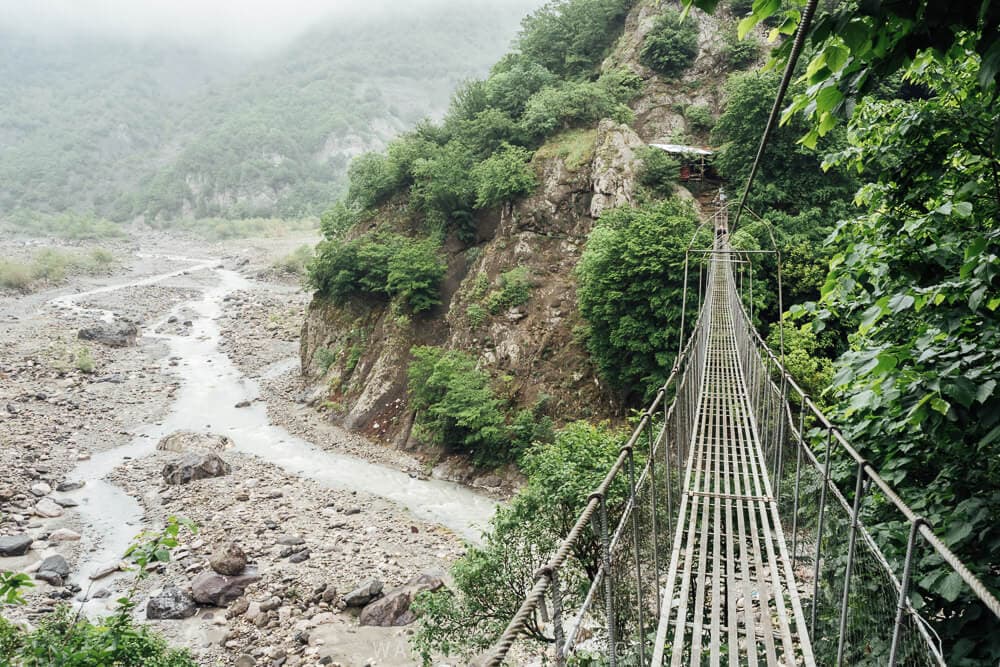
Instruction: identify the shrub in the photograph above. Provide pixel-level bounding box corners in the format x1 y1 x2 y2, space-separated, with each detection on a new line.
74 347 96 374
684 104 715 133
639 9 700 77
472 144 538 208
410 140 478 231
407 346 506 461
576 198 704 402
485 267 533 314
638 146 680 194
517 0 634 78
466 303 488 328
315 347 338 373
346 152 400 209
308 233 445 313
319 201 361 239
520 79 633 141
0 259 33 290
273 244 313 276
720 23 760 68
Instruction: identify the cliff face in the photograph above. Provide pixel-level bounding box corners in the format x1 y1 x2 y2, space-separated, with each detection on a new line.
299 0 738 455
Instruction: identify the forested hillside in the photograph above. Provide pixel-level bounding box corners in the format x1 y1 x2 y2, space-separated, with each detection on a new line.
0 1 542 222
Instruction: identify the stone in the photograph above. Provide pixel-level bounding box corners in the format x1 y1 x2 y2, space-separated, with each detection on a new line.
56 481 85 492
227 597 250 618
39 555 70 577
89 562 122 580
92 588 110 599
52 497 78 508
0 534 33 557
35 570 63 586
191 567 260 606
48 528 81 542
275 535 304 546
156 431 234 455
234 400 251 408
210 542 248 576
288 550 310 563
30 482 51 497
77 321 138 348
359 573 444 627
320 584 338 603
162 453 231 485
234 655 256 667
147 585 198 620
342 579 383 608
33 498 63 518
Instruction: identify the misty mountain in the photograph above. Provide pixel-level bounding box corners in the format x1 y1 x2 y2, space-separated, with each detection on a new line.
0 1 542 221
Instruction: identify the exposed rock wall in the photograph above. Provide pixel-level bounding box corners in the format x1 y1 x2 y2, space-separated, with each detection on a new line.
299 0 737 450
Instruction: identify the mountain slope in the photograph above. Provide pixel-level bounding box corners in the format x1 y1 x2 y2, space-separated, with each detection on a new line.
0 1 542 221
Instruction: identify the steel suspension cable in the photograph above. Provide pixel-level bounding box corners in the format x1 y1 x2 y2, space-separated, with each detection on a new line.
731 0 820 233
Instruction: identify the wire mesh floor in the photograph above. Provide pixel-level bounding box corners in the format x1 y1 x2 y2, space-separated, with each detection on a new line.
652 262 815 666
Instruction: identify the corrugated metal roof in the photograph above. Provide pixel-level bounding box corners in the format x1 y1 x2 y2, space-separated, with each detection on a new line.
649 143 714 156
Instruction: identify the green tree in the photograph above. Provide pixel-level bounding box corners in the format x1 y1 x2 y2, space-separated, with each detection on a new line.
471 144 539 208
639 9 700 77
410 140 478 231
517 0 634 78
411 421 627 663
814 47 1000 664
576 198 703 402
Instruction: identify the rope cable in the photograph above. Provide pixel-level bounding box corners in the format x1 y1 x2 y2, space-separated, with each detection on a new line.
731 0 820 233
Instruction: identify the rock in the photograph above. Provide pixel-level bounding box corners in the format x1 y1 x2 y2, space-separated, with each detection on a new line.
56 481 85 492
147 585 198 620
77 321 138 347
48 528 81 542
33 498 64 518
589 119 645 218
35 570 63 586
89 562 122 580
52 497 78 508
30 482 51 497
288 550 310 563
39 555 70 577
234 655 256 667
227 597 250 618
321 584 338 603
0 534 33 557
191 567 260 606
234 400 251 408
342 579 383 608
275 535 304 546
162 453 232 485
359 573 444 627
210 542 248 576
156 431 233 454
93 588 110 599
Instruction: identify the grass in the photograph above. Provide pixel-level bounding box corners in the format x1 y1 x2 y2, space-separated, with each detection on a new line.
157 217 319 241
2 211 126 240
534 128 598 172
0 247 116 291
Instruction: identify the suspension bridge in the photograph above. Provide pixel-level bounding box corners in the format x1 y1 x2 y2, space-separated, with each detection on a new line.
479 204 1000 666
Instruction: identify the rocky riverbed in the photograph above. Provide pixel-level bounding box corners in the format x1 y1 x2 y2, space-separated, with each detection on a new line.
0 232 498 666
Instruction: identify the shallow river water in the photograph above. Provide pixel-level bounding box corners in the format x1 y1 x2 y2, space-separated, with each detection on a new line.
50 257 497 596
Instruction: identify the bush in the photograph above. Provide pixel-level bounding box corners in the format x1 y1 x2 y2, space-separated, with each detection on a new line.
485 267 533 314
315 347 338 373
720 23 760 68
409 140 478 231
576 198 704 402
308 233 445 313
74 347 96 374
407 346 507 461
346 152 401 209
466 303 488 328
319 201 361 239
684 104 714 133
272 244 314 276
638 146 680 195
472 144 538 208
639 9 700 77
517 0 634 78
411 421 626 662
519 79 632 141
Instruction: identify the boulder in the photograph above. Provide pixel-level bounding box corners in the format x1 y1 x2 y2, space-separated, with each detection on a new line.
146 585 197 620
39 555 70 577
209 542 247 576
35 570 63 587
0 534 33 557
162 453 231 485
33 498 64 518
342 578 384 608
359 573 444 627
30 482 51 497
156 431 233 455
77 321 138 347
190 567 260 606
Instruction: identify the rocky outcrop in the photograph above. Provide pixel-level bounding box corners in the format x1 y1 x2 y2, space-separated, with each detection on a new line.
77 321 138 347
359 573 444 626
590 119 646 217
162 453 232 485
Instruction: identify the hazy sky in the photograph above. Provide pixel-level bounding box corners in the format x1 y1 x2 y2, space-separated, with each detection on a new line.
0 0 537 53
